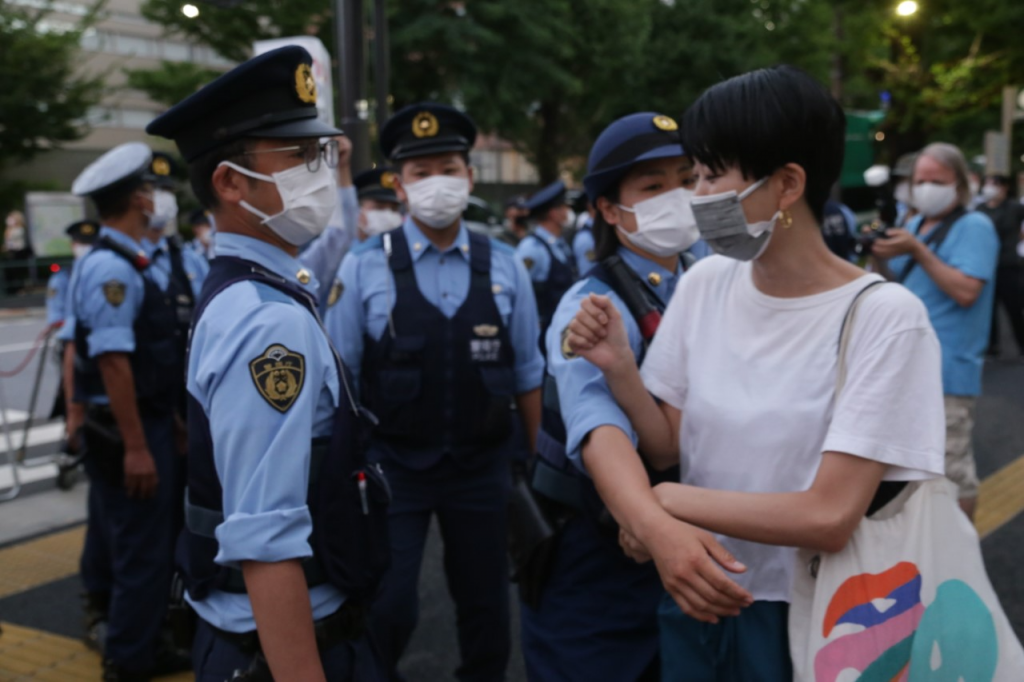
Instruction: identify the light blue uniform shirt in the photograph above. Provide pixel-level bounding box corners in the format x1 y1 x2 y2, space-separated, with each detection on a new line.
325 217 545 394
45 268 70 326
572 217 596 275
546 247 682 473
185 232 345 633
516 226 573 282
142 234 210 297
298 186 359 306
887 211 999 396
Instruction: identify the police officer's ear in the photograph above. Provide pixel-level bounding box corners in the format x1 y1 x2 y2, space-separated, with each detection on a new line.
594 196 622 227
210 162 253 207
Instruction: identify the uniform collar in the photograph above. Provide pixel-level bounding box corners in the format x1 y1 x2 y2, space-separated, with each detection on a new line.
141 234 167 257
215 232 319 295
618 246 680 304
99 226 144 252
534 225 564 245
402 216 471 262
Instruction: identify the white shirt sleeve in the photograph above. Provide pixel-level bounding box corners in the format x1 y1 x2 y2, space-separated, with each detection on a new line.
823 287 946 480
639 273 691 410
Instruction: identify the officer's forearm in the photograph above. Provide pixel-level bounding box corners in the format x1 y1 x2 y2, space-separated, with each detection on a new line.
515 388 541 454
62 342 79 416
243 559 326 682
96 353 147 452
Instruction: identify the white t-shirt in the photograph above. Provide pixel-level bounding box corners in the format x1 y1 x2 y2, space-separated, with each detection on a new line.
639 255 945 602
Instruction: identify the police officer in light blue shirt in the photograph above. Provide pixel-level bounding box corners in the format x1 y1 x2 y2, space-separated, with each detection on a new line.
67 141 189 680
325 102 544 682
147 45 387 681
521 112 704 681
45 221 98 328
516 180 578 335
571 209 596 275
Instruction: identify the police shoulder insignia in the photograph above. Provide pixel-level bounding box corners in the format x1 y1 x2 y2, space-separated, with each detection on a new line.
295 63 317 104
102 280 126 307
560 325 577 360
522 257 535 271
380 171 397 189
652 115 678 132
249 344 305 412
327 279 344 307
47 287 57 299
412 111 439 138
473 324 499 338
585 249 596 262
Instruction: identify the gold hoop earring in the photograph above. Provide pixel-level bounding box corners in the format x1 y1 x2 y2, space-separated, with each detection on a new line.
779 210 793 229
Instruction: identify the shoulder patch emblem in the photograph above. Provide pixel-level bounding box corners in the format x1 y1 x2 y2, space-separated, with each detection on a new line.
560 325 577 360
327 279 344 307
585 249 596 262
249 344 306 412
522 257 535 271
47 287 57 299
102 280 126 307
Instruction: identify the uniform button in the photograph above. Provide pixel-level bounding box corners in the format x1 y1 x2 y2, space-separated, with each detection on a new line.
439 257 445 265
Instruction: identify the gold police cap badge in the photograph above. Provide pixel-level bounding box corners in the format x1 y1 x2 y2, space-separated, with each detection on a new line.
380 171 397 190
102 280 126 307
412 111 440 138
652 115 678 132
295 63 317 104
249 344 306 412
152 157 171 176
81 223 96 235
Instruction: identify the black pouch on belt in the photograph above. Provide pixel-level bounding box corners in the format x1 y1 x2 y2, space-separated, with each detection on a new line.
82 404 125 487
507 460 570 609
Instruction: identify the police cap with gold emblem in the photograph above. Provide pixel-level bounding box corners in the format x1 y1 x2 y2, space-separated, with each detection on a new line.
145 151 180 189
71 142 152 198
65 220 100 244
379 102 476 162
354 167 400 204
146 45 342 162
583 112 685 204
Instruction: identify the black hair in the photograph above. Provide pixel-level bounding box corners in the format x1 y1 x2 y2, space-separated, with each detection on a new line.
188 139 252 209
680 65 845 223
90 178 144 220
987 174 1013 196
592 185 622 262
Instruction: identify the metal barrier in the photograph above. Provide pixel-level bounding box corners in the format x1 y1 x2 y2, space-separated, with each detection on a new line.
0 256 71 303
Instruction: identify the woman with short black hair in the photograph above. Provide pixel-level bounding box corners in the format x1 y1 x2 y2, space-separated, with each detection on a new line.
568 65 947 680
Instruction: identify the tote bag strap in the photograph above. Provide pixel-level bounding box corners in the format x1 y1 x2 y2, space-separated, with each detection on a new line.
835 279 886 396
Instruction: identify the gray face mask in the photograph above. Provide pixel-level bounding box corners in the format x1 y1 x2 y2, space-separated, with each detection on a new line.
690 177 780 261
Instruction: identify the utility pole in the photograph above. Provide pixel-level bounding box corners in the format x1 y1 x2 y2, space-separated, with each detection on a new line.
336 0 370 172
372 0 391 162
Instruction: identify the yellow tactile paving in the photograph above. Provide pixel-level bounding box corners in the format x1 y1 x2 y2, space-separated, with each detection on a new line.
976 453 1024 539
0 527 85 599
0 622 191 681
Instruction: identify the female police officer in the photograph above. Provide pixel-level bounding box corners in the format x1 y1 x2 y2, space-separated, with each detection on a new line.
521 112 747 681
326 102 544 682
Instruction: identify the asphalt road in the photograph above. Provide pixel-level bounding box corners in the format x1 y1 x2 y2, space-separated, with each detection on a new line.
1 309 1022 680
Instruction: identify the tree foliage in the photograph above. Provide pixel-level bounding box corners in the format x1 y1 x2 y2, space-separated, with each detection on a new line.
135 0 1024 179
125 61 222 107
0 1 105 173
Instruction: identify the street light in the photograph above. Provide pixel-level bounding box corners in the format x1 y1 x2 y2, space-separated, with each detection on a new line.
896 1 918 17
181 4 200 18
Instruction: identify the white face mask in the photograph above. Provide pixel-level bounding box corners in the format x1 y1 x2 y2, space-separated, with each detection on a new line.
72 244 91 260
404 175 470 230
616 187 700 257
912 182 959 218
144 189 179 232
690 177 779 261
363 208 403 236
219 160 338 246
981 184 1001 201
894 181 913 207
562 208 577 230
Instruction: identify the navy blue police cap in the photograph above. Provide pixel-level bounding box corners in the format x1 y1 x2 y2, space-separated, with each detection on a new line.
188 209 211 227
525 180 567 218
584 113 684 204
379 102 477 162
145 151 180 188
146 46 342 162
65 219 100 244
354 167 400 204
